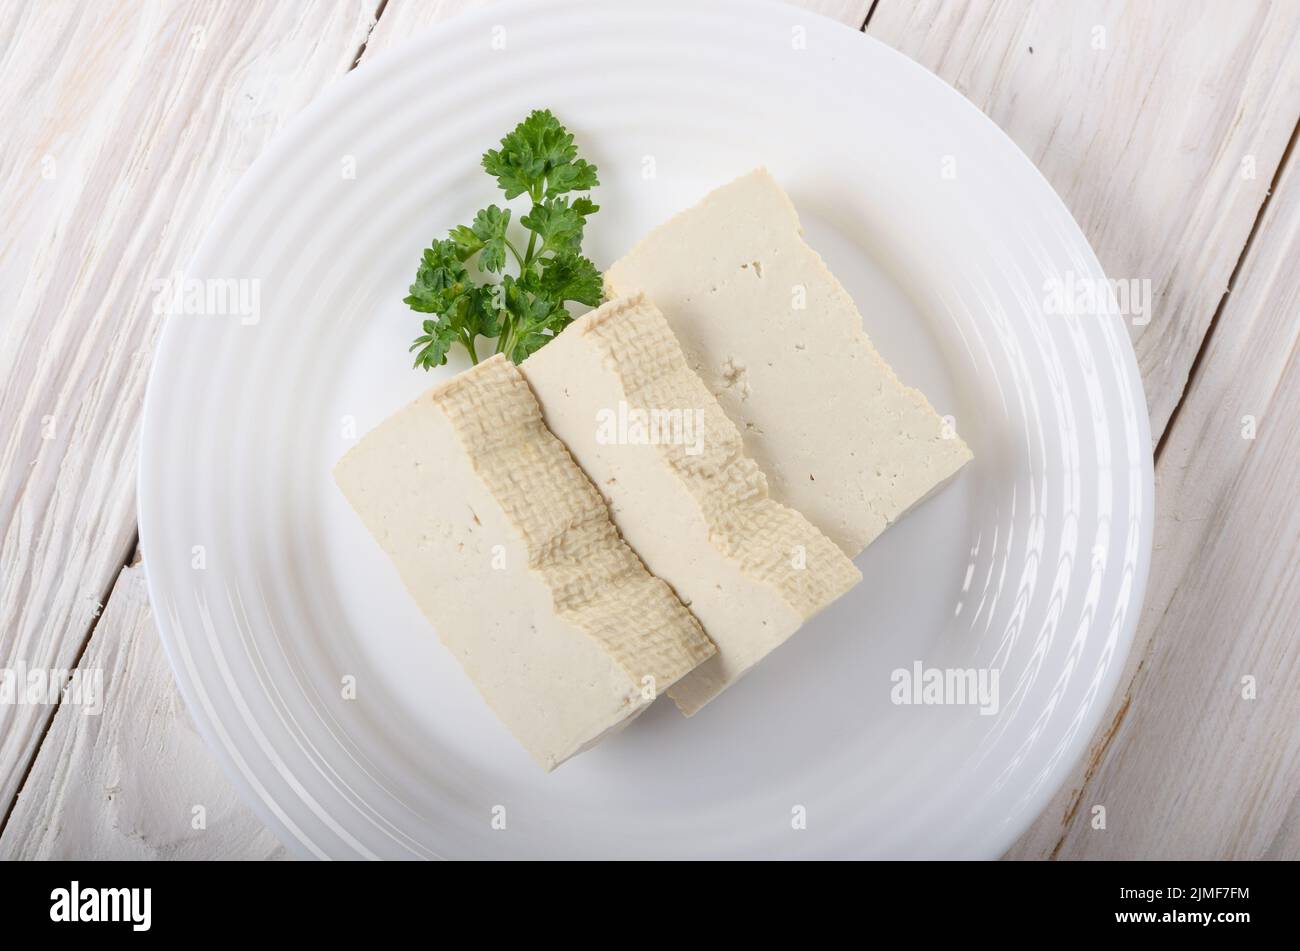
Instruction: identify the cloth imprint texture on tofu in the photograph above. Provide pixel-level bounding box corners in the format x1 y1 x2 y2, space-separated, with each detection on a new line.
605 168 973 557
433 356 715 686
581 296 860 617
521 295 861 715
334 354 714 770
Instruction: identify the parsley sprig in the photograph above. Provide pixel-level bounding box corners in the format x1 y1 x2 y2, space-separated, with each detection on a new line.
405 110 602 367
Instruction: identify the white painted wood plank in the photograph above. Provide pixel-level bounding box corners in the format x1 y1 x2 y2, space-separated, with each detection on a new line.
7 0 1293 861
1008 142 1300 859
801 0 874 27
359 0 480 57
0 0 379 821
1 0 872 860
362 0 871 60
362 0 1300 860
1263 791 1300 859
0 562 286 860
868 0 1300 440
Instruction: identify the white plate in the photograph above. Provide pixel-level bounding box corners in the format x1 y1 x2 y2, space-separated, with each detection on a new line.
139 0 1152 859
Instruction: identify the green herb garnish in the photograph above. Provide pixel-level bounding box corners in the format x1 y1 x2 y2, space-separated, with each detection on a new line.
405 110 602 367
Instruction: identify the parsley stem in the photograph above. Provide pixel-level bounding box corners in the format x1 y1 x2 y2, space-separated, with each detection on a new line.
504 238 525 271
523 182 544 267
464 334 479 364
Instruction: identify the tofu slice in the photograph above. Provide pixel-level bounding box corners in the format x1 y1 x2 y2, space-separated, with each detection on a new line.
606 168 973 556
334 355 715 770
521 295 861 715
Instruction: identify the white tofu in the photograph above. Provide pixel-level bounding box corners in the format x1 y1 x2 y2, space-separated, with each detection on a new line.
606 169 973 556
334 355 715 770
522 295 861 715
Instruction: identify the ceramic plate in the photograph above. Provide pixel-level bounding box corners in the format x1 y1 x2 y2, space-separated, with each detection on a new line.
139 0 1153 858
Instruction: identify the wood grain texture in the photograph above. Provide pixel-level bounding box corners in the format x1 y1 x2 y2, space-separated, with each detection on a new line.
0 0 380 823
0 563 287 859
3 0 1296 860
775 0 875 28
0 0 873 857
0 563 286 862
1008 139 1300 859
868 0 1300 440
1263 790 1300 859
361 0 872 59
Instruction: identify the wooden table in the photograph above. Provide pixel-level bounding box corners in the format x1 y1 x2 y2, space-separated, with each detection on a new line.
1 0 1297 861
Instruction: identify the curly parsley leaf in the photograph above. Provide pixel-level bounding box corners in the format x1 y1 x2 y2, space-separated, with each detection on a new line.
405 241 501 367
404 239 469 314
545 158 599 198
474 205 512 272
520 196 599 255
405 110 601 367
535 251 603 307
409 318 457 370
481 109 600 201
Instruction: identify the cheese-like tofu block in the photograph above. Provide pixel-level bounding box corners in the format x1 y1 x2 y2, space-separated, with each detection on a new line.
522 295 861 715
606 169 973 556
334 355 715 770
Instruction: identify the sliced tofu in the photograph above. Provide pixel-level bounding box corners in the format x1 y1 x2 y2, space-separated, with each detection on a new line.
334 355 715 770
606 168 973 556
522 295 861 715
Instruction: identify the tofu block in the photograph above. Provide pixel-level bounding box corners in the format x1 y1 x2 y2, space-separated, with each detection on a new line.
521 295 861 715
606 169 973 556
334 355 715 770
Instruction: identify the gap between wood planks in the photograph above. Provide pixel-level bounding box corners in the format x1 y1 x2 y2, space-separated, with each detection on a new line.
0 0 1021 850
1155 111 1300 460
1042 109 1300 861
350 0 391 70
0 0 393 849
861 0 881 31
0 534 138 841
2 0 1278 855
348 0 880 58
1 0 871 850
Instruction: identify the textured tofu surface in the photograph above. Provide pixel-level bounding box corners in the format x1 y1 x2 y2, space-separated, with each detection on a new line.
523 295 861 715
334 355 714 770
606 169 973 556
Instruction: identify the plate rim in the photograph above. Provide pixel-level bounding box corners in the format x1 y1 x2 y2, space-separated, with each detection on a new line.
138 0 1155 859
